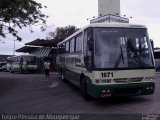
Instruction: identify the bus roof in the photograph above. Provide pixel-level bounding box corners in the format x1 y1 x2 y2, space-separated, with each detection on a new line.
58 23 147 46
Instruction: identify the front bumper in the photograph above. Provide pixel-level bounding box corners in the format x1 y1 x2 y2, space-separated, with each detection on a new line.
87 82 155 98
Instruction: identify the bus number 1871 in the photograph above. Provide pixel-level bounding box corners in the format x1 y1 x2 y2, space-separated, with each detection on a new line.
101 72 113 78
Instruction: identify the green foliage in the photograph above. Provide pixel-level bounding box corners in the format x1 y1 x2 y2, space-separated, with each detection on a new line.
47 25 79 44
0 0 48 41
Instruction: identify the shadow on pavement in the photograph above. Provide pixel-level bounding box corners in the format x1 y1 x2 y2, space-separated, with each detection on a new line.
0 78 16 97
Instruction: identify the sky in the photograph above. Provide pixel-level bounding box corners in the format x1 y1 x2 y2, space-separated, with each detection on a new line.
0 0 160 55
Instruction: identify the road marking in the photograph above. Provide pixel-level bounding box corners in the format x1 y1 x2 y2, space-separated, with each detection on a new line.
48 81 59 88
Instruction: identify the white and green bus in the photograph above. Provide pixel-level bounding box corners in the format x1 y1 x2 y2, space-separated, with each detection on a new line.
8 54 38 73
56 23 155 100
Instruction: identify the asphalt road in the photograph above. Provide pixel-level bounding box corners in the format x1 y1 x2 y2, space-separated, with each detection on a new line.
0 72 160 119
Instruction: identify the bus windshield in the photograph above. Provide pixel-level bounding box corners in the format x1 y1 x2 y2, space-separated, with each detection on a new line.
21 56 36 64
93 28 154 69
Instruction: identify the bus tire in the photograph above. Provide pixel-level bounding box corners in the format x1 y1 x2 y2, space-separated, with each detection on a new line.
80 77 92 101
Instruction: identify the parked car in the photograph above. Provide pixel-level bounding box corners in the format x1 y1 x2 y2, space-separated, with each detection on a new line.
0 65 7 72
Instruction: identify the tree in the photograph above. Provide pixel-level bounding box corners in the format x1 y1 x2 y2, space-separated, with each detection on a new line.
47 25 79 44
0 0 48 41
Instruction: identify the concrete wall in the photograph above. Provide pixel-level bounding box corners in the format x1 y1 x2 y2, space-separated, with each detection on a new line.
98 0 120 17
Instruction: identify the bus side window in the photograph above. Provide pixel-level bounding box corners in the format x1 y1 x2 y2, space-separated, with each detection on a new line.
75 33 82 52
70 38 75 53
84 28 93 72
65 41 70 53
59 43 66 54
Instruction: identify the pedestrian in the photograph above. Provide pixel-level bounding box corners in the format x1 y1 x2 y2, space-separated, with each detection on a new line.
44 60 50 78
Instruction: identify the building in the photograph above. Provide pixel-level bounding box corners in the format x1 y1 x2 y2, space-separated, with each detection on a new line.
98 0 120 17
90 0 128 24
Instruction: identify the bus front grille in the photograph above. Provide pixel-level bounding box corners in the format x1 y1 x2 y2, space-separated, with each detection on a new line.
114 77 143 83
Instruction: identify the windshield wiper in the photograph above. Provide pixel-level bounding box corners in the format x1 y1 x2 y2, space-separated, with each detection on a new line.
114 45 124 68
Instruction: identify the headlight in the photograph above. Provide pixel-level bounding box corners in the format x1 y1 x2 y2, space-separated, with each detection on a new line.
145 77 154 81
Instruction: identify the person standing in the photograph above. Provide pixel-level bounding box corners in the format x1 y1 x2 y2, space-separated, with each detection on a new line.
44 60 50 78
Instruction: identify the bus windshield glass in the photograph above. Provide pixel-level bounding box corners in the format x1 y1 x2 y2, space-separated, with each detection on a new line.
93 28 154 69
21 56 36 64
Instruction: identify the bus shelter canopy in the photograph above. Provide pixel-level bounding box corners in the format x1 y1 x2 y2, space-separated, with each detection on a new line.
30 47 52 58
16 46 38 53
25 39 57 47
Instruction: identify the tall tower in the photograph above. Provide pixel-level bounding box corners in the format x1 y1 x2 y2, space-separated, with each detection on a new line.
98 0 120 17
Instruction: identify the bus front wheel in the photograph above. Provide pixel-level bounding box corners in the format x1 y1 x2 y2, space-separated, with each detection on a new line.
80 77 92 101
